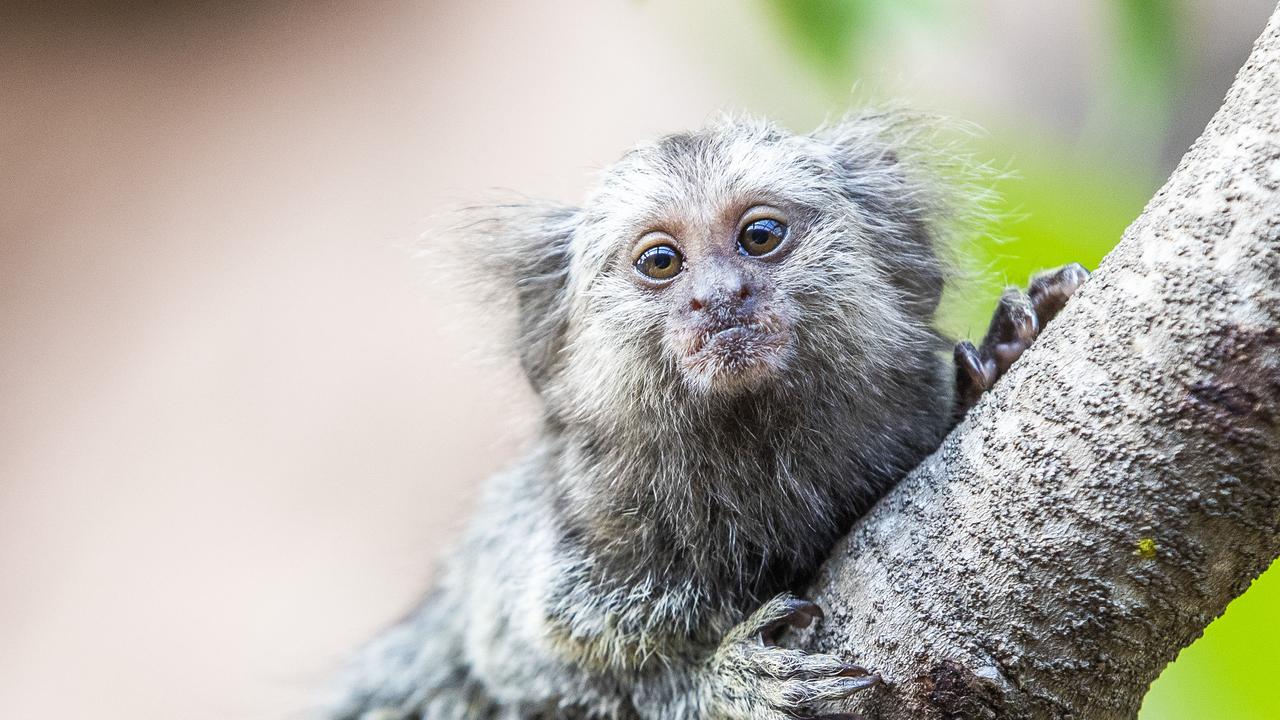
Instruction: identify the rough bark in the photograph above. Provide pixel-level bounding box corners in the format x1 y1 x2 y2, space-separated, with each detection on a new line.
798 5 1280 718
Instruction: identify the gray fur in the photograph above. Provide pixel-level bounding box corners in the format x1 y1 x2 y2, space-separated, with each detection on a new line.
326 113 974 720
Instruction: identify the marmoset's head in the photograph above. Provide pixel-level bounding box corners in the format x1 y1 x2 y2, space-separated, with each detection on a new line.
465 115 957 421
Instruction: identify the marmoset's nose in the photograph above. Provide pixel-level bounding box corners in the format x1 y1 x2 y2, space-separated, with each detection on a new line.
688 266 756 314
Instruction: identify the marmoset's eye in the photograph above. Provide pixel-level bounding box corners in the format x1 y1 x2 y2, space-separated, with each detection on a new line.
738 217 788 257
635 245 683 281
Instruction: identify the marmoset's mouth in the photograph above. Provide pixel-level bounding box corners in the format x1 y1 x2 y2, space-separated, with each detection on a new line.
690 324 777 355
678 319 793 394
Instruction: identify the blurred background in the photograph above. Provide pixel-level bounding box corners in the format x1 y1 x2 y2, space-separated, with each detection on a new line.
2 1 1277 718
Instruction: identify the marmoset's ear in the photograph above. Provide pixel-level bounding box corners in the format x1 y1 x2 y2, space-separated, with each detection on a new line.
810 115 947 320
454 203 579 393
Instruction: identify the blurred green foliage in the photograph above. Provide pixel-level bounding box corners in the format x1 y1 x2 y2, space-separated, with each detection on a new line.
942 134 1150 337
1108 0 1183 140
1142 568 1280 718
755 1 1280 717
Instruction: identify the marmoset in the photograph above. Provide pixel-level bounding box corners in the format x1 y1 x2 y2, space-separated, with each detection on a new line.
326 114 1087 720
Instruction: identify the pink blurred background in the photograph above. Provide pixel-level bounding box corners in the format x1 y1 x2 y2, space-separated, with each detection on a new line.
2 2 1274 719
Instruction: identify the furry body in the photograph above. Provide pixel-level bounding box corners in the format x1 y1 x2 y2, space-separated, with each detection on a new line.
328 115 970 720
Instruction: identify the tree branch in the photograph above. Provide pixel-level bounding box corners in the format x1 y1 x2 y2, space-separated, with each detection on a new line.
800 5 1280 717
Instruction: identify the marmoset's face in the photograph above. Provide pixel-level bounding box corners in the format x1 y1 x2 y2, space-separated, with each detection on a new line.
565 124 891 399
622 199 800 395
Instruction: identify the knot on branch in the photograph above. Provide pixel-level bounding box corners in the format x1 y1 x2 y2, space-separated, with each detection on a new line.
923 659 1009 720
1183 324 1280 446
